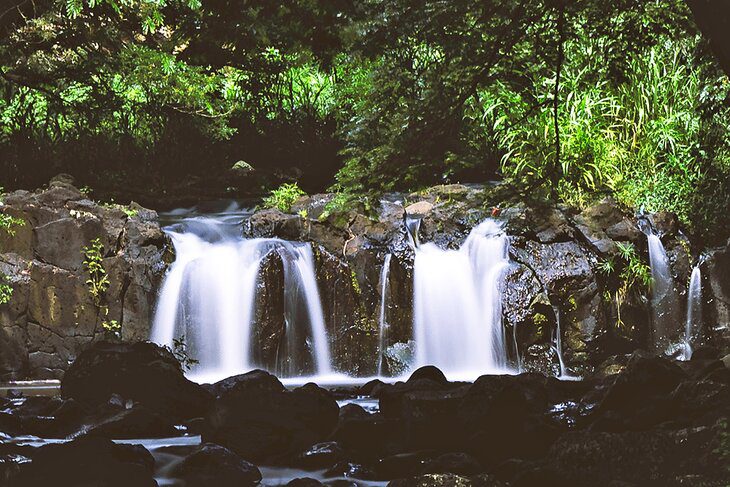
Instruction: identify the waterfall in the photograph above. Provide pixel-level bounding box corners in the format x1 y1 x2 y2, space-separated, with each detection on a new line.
683 265 702 360
646 233 681 352
150 216 332 381
405 215 422 248
377 254 392 376
413 219 510 379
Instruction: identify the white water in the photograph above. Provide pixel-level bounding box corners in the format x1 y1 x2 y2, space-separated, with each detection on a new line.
151 217 332 381
646 233 681 352
413 219 511 379
683 265 702 360
377 253 392 376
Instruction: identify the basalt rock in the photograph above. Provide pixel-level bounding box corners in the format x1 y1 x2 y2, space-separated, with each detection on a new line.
61 341 213 422
171 443 262 487
7 436 157 487
203 369 339 462
0 179 166 380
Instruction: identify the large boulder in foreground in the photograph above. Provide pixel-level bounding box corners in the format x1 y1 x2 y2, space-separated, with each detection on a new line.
171 443 262 487
61 341 212 422
203 369 339 462
8 436 156 487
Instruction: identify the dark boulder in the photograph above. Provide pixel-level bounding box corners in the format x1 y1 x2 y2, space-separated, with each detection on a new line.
408 366 448 384
325 461 377 480
75 405 179 439
9 436 156 487
388 473 506 487
61 341 213 422
420 453 483 476
540 426 729 487
590 354 687 430
170 443 262 487
287 478 325 487
333 412 403 461
295 441 346 470
203 370 339 462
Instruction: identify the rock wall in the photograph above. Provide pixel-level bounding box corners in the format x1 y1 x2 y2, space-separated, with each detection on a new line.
2 179 728 380
0 180 167 380
246 183 729 376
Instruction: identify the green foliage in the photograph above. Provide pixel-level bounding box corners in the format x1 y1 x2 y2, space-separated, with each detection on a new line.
0 214 25 236
168 335 199 371
603 242 653 328
263 183 306 213
101 319 121 339
318 192 358 221
1 0 730 244
0 274 12 305
82 238 110 305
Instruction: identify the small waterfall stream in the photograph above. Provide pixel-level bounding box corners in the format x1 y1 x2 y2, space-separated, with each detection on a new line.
151 213 332 382
377 254 392 376
683 265 702 360
412 219 511 379
646 233 681 352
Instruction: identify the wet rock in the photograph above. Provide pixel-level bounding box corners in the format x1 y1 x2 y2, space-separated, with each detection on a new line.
296 441 346 470
706 239 730 337
592 354 685 419
246 208 303 240
388 473 504 487
420 453 483 476
9 436 156 487
203 370 339 462
572 197 640 255
405 202 434 218
171 443 262 487
62 341 213 422
231 160 255 177
333 412 403 460
540 426 728 487
288 478 325 487
75 405 178 439
325 461 377 480
378 452 436 480
338 403 370 421
408 366 448 384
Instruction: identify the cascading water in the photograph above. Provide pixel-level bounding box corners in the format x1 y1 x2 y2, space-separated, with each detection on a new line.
682 265 702 360
151 208 332 382
413 219 511 379
377 254 392 376
646 233 681 352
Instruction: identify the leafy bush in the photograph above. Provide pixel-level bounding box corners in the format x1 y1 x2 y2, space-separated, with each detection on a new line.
262 183 306 213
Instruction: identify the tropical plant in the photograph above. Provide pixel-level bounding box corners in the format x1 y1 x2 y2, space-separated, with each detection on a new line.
263 183 306 213
82 238 110 305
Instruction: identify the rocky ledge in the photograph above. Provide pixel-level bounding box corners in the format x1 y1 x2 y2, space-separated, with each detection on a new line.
0 176 167 379
245 183 730 376
2 179 729 380
1 341 729 486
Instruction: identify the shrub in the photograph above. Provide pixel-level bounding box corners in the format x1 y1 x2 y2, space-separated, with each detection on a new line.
262 183 306 213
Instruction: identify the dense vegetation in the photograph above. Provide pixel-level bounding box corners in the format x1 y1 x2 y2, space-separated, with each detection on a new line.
1 0 729 243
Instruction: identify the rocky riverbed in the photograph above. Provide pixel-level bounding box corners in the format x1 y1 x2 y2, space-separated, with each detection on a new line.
1 341 729 486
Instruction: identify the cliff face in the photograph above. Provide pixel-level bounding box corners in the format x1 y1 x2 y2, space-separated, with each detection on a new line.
246 183 729 376
0 179 167 380
1 180 727 380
